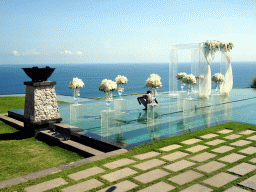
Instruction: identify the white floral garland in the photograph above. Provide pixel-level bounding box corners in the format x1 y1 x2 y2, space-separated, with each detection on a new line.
204 40 234 52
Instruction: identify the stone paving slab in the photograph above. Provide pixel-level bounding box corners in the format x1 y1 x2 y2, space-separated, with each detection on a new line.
189 152 217 162
224 134 242 140
227 162 256 176
133 159 166 170
181 138 202 145
218 129 234 134
224 186 250 192
185 145 209 153
164 160 195 172
238 174 256 190
97 180 139 192
250 157 256 163
196 161 226 173
200 133 219 139
212 145 234 153
133 151 161 160
161 151 189 162
101 168 138 182
68 167 105 181
238 130 256 135
133 169 169 184
246 135 256 141
159 144 182 151
239 146 256 154
103 158 136 169
203 172 238 188
205 139 226 146
168 170 203 185
229 140 252 147
0 176 27 189
137 181 175 192
61 179 103 192
218 153 246 163
180 184 213 192
24 178 68 192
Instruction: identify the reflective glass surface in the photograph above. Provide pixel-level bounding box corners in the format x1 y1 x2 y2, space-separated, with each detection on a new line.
10 88 256 149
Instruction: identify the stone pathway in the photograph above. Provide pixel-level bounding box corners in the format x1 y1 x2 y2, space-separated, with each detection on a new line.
2 128 256 191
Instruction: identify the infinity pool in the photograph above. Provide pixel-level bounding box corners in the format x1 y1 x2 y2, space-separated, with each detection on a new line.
10 88 256 149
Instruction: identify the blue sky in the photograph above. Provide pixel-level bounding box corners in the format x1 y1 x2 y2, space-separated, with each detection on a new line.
1 0 256 64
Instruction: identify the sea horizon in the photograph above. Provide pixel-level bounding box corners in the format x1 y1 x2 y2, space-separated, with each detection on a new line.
1 61 256 98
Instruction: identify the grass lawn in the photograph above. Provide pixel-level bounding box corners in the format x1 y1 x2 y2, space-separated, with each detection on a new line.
1 97 256 191
0 96 85 182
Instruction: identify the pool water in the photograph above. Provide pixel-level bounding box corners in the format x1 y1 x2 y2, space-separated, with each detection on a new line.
10 88 256 149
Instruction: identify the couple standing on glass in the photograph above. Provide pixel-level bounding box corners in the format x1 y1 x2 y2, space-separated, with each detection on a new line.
137 90 159 110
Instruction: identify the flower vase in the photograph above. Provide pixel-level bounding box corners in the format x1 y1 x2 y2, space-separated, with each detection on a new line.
187 84 193 99
180 80 185 91
105 91 113 111
73 88 80 104
117 84 124 99
215 81 221 94
151 88 157 102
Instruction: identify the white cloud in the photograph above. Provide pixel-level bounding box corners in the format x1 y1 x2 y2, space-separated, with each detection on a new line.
21 51 40 56
12 50 40 56
12 50 20 56
77 51 83 55
61 50 73 55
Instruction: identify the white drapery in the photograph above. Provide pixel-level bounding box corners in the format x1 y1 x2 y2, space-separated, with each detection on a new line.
199 43 218 98
220 51 233 95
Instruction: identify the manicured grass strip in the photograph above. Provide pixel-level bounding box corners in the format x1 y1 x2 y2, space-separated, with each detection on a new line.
0 97 82 182
2 122 256 192
0 96 68 114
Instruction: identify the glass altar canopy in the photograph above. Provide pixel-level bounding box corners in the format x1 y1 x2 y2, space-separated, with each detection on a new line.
169 43 203 96
169 42 233 98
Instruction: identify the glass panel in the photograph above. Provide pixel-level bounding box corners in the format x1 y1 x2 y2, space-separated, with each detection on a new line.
8 88 256 149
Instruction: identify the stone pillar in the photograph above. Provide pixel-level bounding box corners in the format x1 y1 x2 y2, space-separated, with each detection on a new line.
24 81 62 130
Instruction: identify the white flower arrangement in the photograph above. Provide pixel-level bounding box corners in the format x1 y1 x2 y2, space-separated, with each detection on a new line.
145 74 162 88
176 72 187 80
68 77 85 89
115 75 128 84
182 74 197 85
195 75 205 80
219 41 234 52
204 40 234 52
211 73 225 82
99 79 117 92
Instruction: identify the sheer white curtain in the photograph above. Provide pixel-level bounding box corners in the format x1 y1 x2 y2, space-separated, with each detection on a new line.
220 51 233 95
199 43 217 98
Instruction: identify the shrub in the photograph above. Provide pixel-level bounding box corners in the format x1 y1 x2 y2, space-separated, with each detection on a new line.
253 77 256 85
252 77 256 88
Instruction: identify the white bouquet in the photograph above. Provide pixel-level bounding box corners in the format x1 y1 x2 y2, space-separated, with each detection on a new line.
204 40 220 51
99 79 117 92
115 75 128 84
145 74 162 88
211 73 225 82
195 75 205 80
219 41 234 52
176 72 187 80
68 77 85 89
182 74 196 85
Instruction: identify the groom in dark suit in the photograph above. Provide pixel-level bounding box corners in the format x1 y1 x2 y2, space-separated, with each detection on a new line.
137 90 159 110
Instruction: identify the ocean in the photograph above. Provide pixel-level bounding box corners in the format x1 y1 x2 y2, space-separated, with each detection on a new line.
0 62 255 98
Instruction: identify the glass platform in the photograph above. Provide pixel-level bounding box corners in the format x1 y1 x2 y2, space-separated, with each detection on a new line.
9 88 256 149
